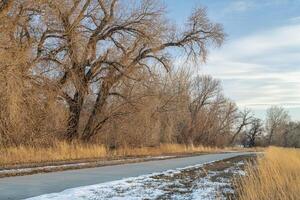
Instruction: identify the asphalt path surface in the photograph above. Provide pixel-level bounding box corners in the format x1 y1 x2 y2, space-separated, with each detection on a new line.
0 152 254 200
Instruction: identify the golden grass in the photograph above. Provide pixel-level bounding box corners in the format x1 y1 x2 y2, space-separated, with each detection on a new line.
0 142 108 166
236 147 300 200
0 142 225 167
111 143 221 157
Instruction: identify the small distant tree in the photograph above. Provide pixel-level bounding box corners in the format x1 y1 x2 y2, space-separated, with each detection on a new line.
265 106 290 145
230 108 253 145
283 122 300 148
245 118 263 147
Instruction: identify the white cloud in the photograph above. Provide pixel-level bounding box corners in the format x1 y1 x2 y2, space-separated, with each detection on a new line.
200 23 300 112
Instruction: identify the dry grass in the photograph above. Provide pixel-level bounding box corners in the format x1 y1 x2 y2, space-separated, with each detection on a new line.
0 142 108 166
112 143 221 157
236 147 300 200
0 142 227 167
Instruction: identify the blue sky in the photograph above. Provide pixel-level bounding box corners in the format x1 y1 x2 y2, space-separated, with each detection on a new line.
164 0 300 121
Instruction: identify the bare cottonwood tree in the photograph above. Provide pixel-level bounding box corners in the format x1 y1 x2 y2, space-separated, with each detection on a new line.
185 75 222 144
192 98 237 146
244 118 263 147
18 0 224 141
284 122 300 148
182 75 238 146
230 108 253 145
266 106 290 145
0 0 67 146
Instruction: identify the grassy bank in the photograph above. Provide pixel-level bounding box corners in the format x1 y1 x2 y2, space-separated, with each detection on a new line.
0 143 225 167
236 147 300 200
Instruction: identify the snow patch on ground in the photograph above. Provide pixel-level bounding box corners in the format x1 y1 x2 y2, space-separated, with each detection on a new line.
224 161 246 176
26 159 246 200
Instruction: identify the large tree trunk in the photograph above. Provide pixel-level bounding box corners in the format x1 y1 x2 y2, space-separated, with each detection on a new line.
81 82 110 142
65 92 84 142
230 125 244 145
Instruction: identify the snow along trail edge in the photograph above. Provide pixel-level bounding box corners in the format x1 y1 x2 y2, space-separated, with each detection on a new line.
26 155 251 200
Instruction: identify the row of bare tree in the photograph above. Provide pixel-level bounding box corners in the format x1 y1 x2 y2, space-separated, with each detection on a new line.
229 106 300 148
0 0 299 148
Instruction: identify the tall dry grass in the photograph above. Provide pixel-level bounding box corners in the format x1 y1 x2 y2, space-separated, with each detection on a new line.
0 142 108 166
0 142 223 167
236 147 300 200
111 143 221 157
